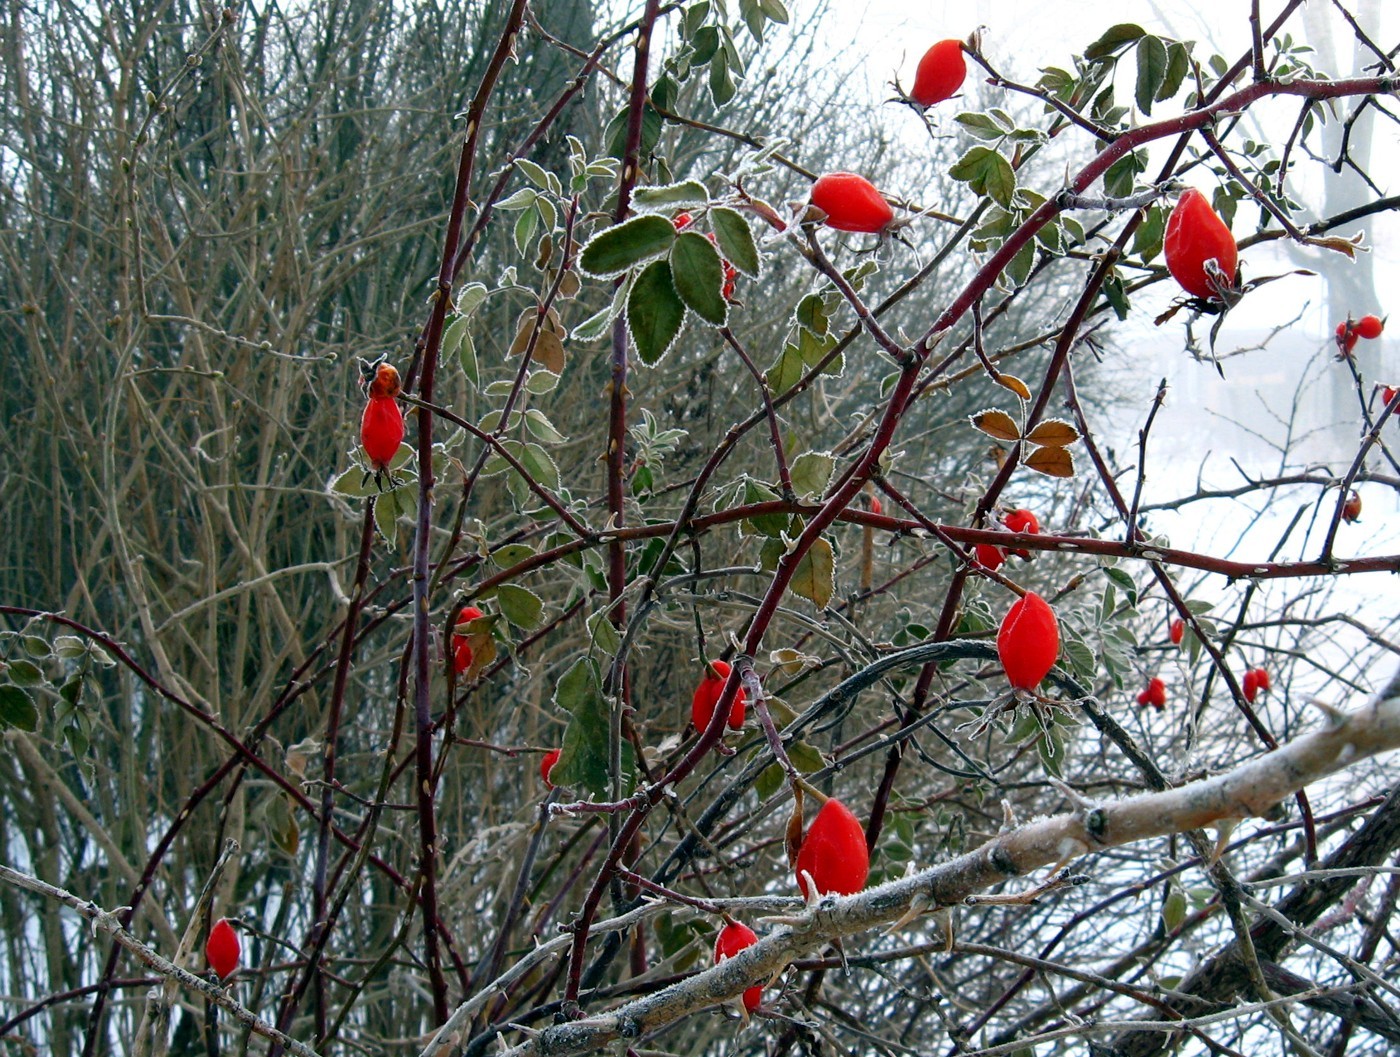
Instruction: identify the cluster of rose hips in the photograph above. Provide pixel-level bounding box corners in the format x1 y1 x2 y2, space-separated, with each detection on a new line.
974 507 1041 571
1335 314 1384 358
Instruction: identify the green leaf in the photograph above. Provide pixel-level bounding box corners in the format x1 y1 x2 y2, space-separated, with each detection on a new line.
949 146 1015 209
373 487 414 541
578 215 676 278
524 408 567 444
604 103 662 161
755 762 784 799
513 207 539 258
1085 23 1146 61
1134 36 1168 115
766 343 805 395
789 450 834 500
670 231 727 325
743 479 788 537
787 741 825 773
6 660 42 687
1103 272 1130 320
0 686 38 732
709 50 737 106
586 609 622 656
1132 204 1166 263
22 636 50 659
710 207 760 276
549 658 634 798
1005 239 1036 288
572 303 618 343
759 0 789 20
1163 884 1188 932
954 111 1011 141
514 157 552 189
626 260 686 366
497 584 543 629
491 544 536 568
791 538 835 609
1160 41 1191 102
633 181 709 209
1103 149 1146 199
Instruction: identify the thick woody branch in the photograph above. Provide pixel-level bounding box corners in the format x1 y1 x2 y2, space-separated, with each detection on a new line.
494 691 1400 1057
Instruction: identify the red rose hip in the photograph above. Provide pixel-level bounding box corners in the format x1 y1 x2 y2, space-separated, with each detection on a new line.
911 39 967 108
713 921 763 1012
206 918 240 981
1164 189 1237 300
810 173 894 234
692 660 747 733
1169 618 1185 645
996 592 1059 691
794 797 869 898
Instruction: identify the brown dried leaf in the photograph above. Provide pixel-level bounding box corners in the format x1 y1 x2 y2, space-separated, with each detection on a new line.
1025 445 1075 478
1026 418 1081 448
997 374 1032 401
971 408 1021 442
1306 232 1366 259
531 330 566 374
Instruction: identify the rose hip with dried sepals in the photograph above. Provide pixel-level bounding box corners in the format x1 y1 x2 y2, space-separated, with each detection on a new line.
1164 189 1237 300
205 918 240 981
996 592 1059 691
794 797 869 898
911 39 966 108
810 172 894 234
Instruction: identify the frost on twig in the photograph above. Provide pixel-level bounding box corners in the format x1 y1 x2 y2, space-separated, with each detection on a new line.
454 693 1400 1057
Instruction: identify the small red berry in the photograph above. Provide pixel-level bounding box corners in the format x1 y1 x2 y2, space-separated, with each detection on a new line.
1003 508 1040 559
794 798 869 898
996 592 1059 691
1342 491 1362 524
205 918 240 981
1169 618 1185 646
451 606 485 675
692 660 746 733
869 497 883 516
1135 677 1167 711
713 921 763 1012
1164 189 1237 300
1355 314 1384 340
1253 667 1271 693
673 212 694 231
540 748 561 789
974 542 1007 571
1382 386 1398 407
911 39 967 108
810 172 894 234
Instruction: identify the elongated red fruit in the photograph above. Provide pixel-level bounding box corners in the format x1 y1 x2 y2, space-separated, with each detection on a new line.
1169 618 1185 645
360 396 405 469
1164 189 1237 300
692 660 746 732
713 921 763 1012
451 606 484 675
794 797 869 898
911 39 966 107
206 918 240 981
996 592 1059 690
540 748 561 789
811 173 894 234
